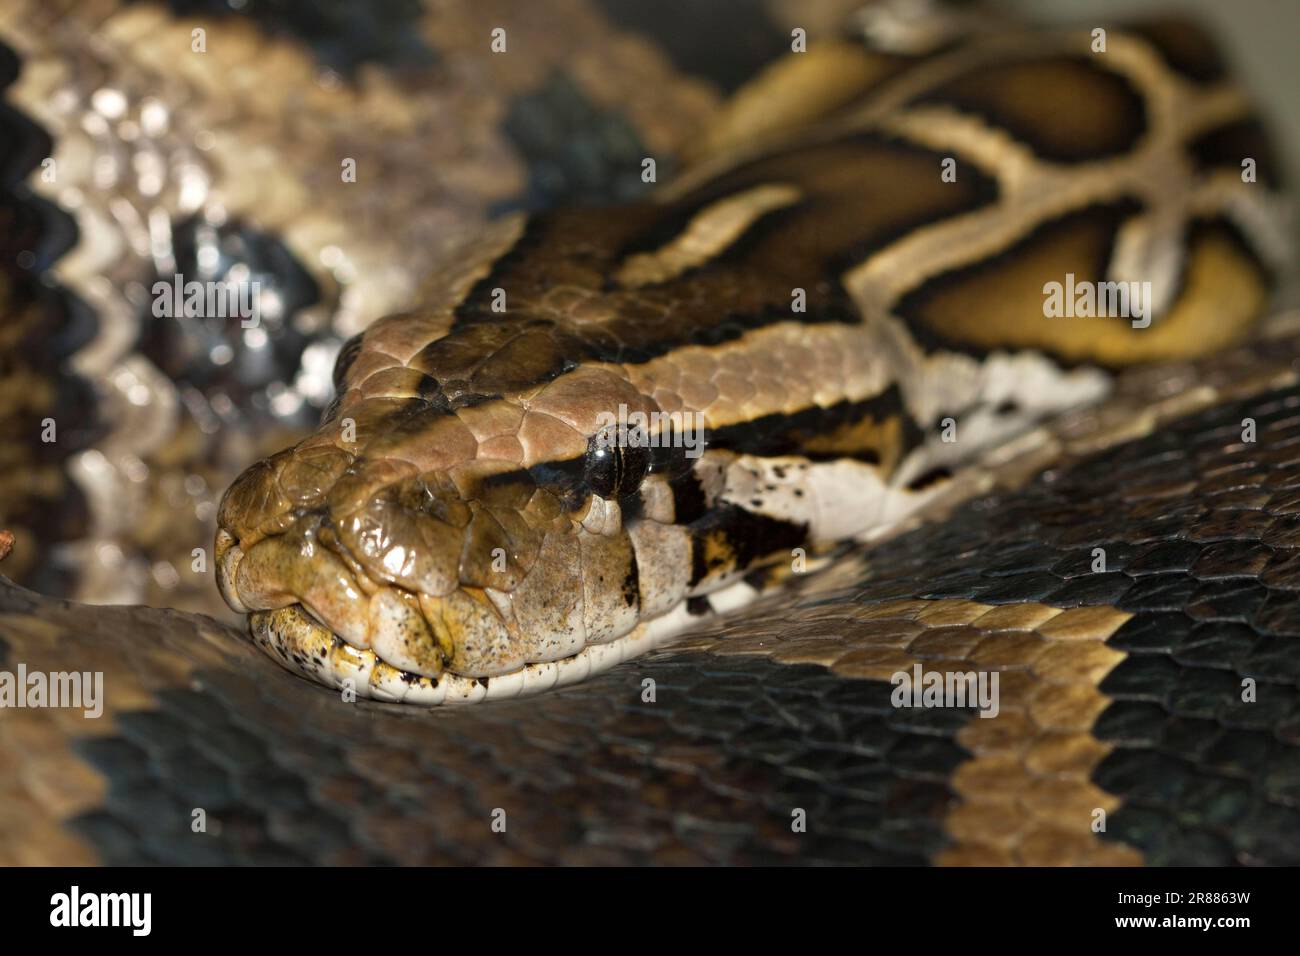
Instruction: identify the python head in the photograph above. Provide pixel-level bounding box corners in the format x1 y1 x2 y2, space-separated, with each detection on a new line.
214 340 713 706
211 196 946 706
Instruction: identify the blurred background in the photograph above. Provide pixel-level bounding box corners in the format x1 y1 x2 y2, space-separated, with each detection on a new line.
1012 0 1299 185
595 0 1300 183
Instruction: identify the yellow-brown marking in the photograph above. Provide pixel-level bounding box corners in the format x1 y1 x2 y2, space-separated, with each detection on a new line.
673 596 1142 866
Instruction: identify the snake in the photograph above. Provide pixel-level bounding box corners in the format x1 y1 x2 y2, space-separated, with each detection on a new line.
2 0 1299 865
217 15 1293 703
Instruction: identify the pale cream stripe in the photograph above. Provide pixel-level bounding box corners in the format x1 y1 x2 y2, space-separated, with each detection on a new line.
616 184 803 287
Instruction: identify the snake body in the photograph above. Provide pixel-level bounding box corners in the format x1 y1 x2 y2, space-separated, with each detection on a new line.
213 17 1293 703
4 1 1300 867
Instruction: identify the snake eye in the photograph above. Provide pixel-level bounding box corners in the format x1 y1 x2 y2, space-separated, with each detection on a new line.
585 429 650 500
648 442 694 480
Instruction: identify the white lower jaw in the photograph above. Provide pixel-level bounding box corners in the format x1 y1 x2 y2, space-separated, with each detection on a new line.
249 588 733 706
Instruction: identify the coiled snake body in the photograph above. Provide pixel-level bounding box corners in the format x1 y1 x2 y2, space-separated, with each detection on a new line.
2 1 1299 865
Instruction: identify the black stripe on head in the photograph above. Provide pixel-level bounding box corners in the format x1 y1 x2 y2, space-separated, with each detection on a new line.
705 384 922 473
478 441 652 516
480 455 588 512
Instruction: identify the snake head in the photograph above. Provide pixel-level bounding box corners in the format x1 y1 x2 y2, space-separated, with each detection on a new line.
215 311 705 704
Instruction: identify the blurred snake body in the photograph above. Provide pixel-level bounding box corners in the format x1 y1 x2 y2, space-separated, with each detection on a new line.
213 20 1293 704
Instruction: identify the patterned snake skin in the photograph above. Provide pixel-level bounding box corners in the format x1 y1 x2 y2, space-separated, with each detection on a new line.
1 0 1299 865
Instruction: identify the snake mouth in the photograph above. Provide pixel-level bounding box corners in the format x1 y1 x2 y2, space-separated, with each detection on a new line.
211 394 678 694
215 522 498 683
219 517 684 704
246 602 677 705
214 481 663 697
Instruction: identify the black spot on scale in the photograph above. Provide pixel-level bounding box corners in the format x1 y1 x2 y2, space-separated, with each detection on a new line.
907 467 953 492
621 550 640 609
686 596 712 616
447 391 499 410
